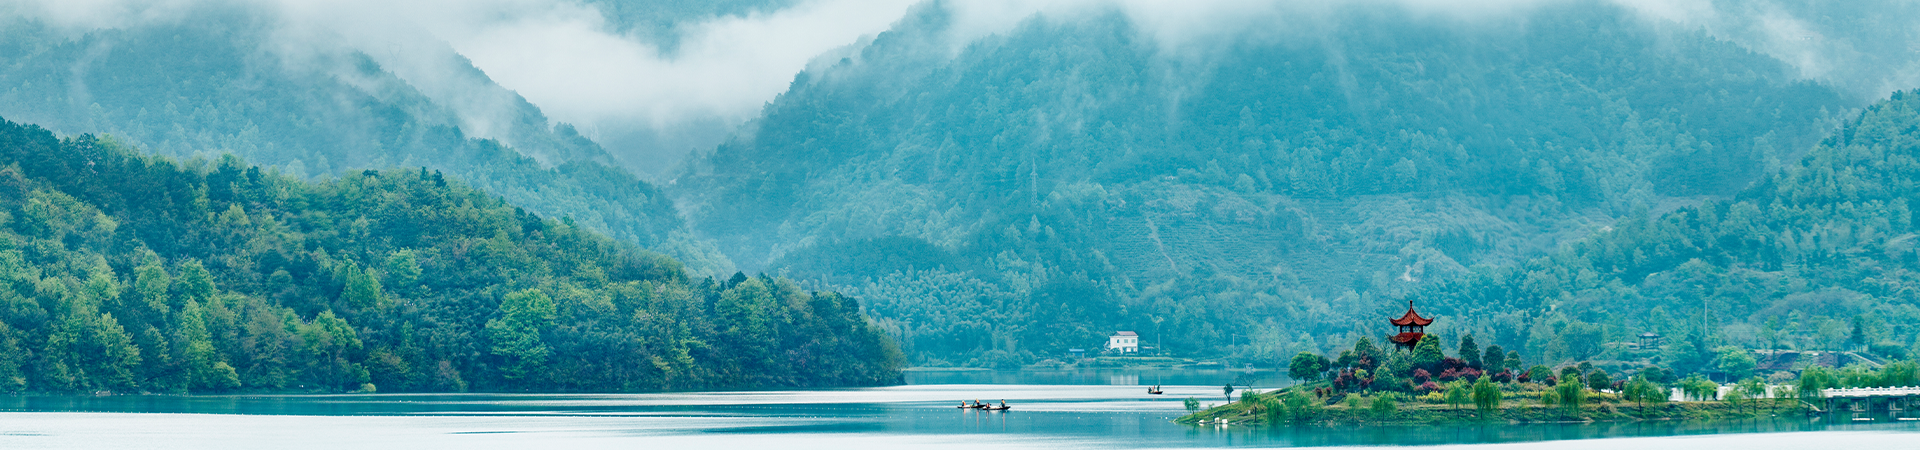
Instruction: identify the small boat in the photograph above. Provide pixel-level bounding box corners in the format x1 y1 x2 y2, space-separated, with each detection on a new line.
972 400 991 409
988 400 1011 411
957 401 974 409
1147 385 1163 395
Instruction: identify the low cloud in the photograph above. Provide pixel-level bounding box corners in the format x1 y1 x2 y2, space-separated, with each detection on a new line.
5 0 1916 174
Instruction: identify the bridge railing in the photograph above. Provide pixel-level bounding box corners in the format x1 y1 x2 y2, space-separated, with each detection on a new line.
1822 386 1920 398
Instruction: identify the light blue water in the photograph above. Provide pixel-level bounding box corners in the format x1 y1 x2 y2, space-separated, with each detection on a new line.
0 369 1914 449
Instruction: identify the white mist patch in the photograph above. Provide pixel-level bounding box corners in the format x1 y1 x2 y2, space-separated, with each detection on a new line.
9 0 1915 169
455 0 915 129
2 0 921 172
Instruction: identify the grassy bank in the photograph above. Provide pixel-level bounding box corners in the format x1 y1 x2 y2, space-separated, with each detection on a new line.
1178 392 1809 426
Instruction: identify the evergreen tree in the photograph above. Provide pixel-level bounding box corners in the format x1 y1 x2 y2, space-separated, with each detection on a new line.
1459 334 1481 369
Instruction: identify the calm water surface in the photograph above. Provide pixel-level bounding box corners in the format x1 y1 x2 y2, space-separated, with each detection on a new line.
0 369 1914 449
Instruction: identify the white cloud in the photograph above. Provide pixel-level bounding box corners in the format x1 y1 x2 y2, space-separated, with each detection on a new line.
6 0 1914 170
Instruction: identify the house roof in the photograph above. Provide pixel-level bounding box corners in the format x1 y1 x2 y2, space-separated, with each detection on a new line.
1114 331 1138 336
1390 301 1433 326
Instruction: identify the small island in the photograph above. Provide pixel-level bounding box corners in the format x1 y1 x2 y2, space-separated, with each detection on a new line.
1179 301 1915 426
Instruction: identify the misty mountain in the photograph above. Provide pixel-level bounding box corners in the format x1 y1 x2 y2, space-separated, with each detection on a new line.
674 1 1856 365
1416 90 1920 371
0 12 733 275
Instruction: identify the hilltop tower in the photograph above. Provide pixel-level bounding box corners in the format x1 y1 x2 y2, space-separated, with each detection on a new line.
1389 300 1434 352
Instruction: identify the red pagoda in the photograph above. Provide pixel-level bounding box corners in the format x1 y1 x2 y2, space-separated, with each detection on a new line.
1388 300 1433 351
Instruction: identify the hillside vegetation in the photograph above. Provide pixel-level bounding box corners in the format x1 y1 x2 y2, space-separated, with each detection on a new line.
675 1 1852 365
0 118 900 394
0 14 731 275
1417 91 1920 369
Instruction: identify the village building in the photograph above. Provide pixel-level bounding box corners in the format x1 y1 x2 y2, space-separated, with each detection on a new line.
1107 331 1140 354
1389 300 1433 352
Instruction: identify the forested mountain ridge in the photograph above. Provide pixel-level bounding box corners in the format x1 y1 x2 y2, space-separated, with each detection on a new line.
674 1 1854 366
1415 90 1920 370
0 117 901 393
0 14 733 276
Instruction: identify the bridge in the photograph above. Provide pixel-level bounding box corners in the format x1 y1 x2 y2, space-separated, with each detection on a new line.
1821 387 1920 413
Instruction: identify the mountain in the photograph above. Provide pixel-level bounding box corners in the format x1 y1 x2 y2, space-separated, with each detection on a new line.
0 11 733 276
1415 91 1920 370
0 117 901 393
673 1 1856 365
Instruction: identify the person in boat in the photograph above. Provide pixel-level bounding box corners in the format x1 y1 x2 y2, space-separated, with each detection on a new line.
999 400 1009 409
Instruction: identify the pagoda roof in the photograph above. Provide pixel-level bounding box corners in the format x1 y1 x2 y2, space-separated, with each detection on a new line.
1390 301 1433 326
1389 332 1426 344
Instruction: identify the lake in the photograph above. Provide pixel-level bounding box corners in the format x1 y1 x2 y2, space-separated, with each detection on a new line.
0 369 1914 449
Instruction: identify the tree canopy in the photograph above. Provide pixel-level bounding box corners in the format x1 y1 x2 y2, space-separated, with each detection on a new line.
0 118 902 393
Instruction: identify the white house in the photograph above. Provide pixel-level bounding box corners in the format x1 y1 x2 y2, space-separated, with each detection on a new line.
1107 331 1139 353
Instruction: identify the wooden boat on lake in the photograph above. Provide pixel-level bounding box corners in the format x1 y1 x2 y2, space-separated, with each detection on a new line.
1147 385 1163 395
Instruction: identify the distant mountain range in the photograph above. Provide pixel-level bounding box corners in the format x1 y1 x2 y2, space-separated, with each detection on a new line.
673 1 1857 364
2 0 1917 372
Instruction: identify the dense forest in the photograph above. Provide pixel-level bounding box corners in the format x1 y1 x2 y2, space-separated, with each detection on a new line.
0 13 733 275
0 117 900 394
674 1 1855 366
1414 91 1920 372
7 0 1919 380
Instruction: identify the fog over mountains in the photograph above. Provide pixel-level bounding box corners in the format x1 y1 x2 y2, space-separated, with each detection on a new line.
1 0 1918 370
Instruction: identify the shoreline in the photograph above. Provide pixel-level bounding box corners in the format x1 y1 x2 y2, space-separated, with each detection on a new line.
1177 396 1815 427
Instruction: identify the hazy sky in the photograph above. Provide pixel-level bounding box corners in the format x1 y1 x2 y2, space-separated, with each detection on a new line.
3 0 1911 175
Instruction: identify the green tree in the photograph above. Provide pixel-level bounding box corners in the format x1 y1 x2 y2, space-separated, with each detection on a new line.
176 299 238 392
173 260 215 304
298 311 368 391
339 261 385 310
1371 393 1398 419
1850 315 1870 350
1624 375 1666 408
1289 352 1329 382
1679 375 1720 401
1798 366 1837 400
1412 334 1446 371
1444 380 1470 409
1713 347 1758 380
486 289 556 384
1527 365 1552 383
132 257 172 321
1184 397 1201 414
0 324 26 393
1482 344 1507 374
1459 334 1482 368
1554 376 1587 414
1734 377 1767 410
1586 368 1612 392
383 250 422 295
1471 376 1502 413
1282 389 1321 423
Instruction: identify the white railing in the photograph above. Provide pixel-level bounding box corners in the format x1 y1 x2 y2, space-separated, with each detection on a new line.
1822 386 1920 398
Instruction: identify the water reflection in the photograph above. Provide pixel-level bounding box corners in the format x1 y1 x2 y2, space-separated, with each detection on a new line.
904 367 1285 387
0 372 1917 448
